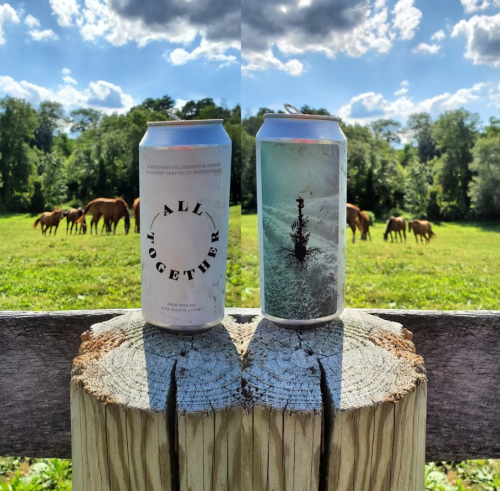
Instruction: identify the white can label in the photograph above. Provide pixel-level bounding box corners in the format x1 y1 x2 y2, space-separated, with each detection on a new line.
140 146 231 328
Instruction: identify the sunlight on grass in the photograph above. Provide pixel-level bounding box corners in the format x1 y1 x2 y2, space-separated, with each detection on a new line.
242 214 500 310
0 206 241 311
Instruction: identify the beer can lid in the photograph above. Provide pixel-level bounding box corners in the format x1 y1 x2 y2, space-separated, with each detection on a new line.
263 113 340 122
147 119 224 126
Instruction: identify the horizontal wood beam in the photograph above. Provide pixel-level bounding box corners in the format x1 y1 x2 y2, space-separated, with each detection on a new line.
0 308 499 462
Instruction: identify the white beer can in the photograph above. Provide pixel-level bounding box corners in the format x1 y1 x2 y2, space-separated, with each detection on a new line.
139 119 231 332
256 105 347 328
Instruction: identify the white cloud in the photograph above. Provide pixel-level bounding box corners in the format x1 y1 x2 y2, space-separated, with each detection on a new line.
391 0 422 40
431 29 446 42
46 0 238 67
174 99 188 110
460 0 500 13
49 0 80 27
453 13 500 66
340 83 486 123
242 0 422 76
168 38 239 67
62 68 77 85
24 14 40 28
394 80 409 96
0 3 19 45
29 29 59 41
413 42 441 54
242 50 305 76
0 74 134 113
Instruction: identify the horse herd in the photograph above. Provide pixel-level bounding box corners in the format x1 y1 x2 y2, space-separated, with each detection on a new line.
33 199 435 245
346 204 436 244
33 197 141 236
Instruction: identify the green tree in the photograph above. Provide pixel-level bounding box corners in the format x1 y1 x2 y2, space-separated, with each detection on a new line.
69 108 102 133
370 119 402 144
181 98 216 120
404 156 431 218
34 101 64 153
41 151 68 208
407 113 438 163
0 97 38 211
300 105 330 115
241 130 256 212
140 95 175 116
469 137 500 218
433 109 479 219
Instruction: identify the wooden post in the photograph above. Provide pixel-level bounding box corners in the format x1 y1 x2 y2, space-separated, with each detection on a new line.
241 310 427 491
71 310 426 491
70 311 241 491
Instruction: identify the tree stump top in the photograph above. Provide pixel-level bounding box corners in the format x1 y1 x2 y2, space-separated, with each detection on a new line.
72 311 242 413
72 309 425 414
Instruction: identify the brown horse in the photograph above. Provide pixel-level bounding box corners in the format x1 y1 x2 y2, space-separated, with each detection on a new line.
408 220 436 244
33 209 65 236
359 211 371 241
346 203 362 243
133 197 140 233
66 207 87 235
383 216 406 242
78 198 130 235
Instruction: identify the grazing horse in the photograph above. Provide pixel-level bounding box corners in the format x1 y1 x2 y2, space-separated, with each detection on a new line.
33 210 65 236
383 216 406 242
78 198 130 235
408 220 436 244
66 207 87 235
133 198 140 233
346 203 362 243
359 211 372 241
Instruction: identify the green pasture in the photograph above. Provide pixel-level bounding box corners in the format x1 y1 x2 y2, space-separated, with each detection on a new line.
0 205 241 311
242 214 500 310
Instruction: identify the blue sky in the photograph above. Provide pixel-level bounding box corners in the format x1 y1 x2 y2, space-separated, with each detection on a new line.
242 0 500 126
2 0 500 125
0 0 240 115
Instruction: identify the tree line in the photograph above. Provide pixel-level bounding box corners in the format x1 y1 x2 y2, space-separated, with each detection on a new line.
2 95 500 220
242 106 500 220
0 96 241 213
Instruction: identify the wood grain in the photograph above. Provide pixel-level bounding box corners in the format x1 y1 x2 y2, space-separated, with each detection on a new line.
1 308 499 461
70 311 241 491
242 312 426 490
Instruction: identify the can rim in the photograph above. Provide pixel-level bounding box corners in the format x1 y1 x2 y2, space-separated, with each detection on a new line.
263 113 340 122
147 119 223 127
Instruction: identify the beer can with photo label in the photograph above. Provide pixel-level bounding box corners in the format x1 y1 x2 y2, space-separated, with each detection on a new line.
139 118 231 333
256 104 347 328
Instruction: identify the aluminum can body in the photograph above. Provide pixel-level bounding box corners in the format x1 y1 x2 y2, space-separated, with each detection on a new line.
256 114 347 328
139 120 231 333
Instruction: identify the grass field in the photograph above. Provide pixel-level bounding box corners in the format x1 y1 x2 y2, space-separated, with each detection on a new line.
1 209 500 490
242 214 500 310
0 205 241 311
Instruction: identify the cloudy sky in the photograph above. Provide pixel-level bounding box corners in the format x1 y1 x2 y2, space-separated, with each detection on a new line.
242 0 500 125
0 0 240 114
2 0 500 124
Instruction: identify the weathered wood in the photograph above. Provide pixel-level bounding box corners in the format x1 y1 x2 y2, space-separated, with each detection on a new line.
241 311 426 490
71 311 240 491
1 308 500 461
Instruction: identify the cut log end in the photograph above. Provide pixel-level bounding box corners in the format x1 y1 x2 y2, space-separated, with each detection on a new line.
71 309 426 491
241 310 427 491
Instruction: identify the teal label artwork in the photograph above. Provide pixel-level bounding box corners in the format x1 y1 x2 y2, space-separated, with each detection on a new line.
261 141 340 320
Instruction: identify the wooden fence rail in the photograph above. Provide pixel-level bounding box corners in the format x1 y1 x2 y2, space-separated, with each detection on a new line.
0 308 499 462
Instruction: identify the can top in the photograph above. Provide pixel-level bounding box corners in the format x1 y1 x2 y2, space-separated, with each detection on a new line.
263 113 340 122
147 119 223 127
